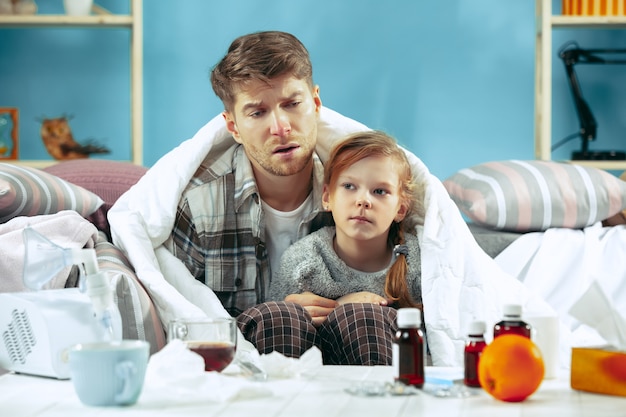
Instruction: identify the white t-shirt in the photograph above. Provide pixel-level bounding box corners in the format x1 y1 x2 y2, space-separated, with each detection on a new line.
261 193 314 277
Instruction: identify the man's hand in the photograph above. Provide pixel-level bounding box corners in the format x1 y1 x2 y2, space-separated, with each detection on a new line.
284 292 338 326
336 291 389 306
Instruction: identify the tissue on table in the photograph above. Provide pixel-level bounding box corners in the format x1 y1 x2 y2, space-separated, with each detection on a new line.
138 340 323 405
569 280 626 397
257 345 323 379
139 340 272 405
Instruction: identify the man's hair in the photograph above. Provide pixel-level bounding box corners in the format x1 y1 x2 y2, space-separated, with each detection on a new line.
325 130 424 309
210 31 314 112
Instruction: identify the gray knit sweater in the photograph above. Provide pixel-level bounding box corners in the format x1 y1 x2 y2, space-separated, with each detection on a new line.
269 226 422 304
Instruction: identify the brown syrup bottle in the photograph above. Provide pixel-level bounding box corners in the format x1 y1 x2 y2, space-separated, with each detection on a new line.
392 308 425 388
493 304 532 339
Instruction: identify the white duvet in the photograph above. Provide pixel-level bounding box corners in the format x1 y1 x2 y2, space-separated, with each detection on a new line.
109 106 556 366
495 223 626 351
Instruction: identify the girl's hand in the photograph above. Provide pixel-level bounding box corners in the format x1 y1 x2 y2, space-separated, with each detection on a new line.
336 292 389 306
284 292 338 326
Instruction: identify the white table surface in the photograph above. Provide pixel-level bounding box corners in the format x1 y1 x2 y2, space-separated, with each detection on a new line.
1 365 624 417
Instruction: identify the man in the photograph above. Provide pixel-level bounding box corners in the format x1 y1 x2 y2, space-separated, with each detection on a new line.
109 31 556 368
112 31 398 365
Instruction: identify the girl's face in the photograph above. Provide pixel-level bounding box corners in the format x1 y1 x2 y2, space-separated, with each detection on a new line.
323 155 408 244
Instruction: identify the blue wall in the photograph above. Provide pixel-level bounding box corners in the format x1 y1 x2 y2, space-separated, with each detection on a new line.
1 0 625 180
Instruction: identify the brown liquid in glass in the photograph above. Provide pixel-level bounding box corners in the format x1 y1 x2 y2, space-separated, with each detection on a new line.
187 341 236 372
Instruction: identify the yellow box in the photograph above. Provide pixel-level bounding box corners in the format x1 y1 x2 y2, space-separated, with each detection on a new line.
571 346 626 397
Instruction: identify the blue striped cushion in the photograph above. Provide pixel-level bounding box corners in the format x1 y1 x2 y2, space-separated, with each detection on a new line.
0 163 103 223
443 160 626 232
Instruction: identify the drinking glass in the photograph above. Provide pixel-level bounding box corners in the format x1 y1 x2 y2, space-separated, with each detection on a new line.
168 317 237 372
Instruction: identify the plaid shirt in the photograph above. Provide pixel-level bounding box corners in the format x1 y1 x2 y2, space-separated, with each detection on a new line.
170 144 329 316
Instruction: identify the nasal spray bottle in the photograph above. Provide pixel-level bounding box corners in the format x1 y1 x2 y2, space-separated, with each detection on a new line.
22 226 123 342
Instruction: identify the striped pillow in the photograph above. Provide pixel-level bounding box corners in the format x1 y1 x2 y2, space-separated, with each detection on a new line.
93 232 166 354
0 163 103 223
443 160 626 232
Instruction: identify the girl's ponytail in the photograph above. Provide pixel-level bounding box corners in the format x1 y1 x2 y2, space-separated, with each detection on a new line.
384 226 421 309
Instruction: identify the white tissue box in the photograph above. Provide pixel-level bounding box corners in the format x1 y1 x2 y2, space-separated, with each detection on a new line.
570 346 626 397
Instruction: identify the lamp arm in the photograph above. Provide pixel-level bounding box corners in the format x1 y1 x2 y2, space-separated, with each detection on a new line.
562 60 597 153
557 42 626 160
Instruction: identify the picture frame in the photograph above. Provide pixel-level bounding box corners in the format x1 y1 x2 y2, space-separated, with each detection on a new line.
0 108 18 160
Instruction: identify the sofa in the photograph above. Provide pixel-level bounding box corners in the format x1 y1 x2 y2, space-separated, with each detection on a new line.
4 156 625 366
0 159 166 355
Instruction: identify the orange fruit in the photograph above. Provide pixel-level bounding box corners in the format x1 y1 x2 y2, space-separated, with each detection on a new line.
478 334 544 402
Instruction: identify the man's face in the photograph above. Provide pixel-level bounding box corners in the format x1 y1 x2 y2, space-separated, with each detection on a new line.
223 73 321 177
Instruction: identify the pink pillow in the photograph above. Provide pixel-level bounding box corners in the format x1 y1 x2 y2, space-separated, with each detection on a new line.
43 160 147 235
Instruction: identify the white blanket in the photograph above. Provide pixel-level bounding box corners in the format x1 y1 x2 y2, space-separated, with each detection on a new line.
109 106 556 366
495 223 626 349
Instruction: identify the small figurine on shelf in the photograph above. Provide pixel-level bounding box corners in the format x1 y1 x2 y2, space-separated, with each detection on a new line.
0 0 37 15
39 115 110 160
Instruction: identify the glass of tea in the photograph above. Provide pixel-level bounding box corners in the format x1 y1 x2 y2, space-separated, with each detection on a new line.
167 317 237 372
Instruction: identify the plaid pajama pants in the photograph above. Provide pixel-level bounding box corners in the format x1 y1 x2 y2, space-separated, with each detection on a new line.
237 301 398 365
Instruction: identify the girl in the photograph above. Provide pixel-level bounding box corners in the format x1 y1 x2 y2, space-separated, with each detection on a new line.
270 130 424 311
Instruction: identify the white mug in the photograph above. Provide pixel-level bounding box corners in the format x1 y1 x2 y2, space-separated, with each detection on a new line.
524 315 560 379
68 340 150 406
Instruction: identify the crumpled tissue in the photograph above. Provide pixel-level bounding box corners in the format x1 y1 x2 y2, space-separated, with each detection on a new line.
138 340 324 405
139 339 272 405
569 280 626 350
257 345 323 379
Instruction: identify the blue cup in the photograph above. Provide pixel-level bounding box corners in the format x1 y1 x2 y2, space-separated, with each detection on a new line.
68 340 150 407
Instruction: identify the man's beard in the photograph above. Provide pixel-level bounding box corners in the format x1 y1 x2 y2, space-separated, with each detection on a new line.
248 135 316 177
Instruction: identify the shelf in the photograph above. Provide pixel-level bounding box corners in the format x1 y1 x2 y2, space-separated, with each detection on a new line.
5 160 55 169
0 0 143 166
565 160 626 170
535 0 626 171
0 14 134 28
552 15 626 28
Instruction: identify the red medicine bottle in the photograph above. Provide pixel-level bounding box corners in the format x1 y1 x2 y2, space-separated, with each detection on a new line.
464 320 487 388
393 308 425 388
493 304 532 339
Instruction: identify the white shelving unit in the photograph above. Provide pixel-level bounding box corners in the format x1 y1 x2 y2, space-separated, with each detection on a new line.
0 0 143 167
535 0 626 170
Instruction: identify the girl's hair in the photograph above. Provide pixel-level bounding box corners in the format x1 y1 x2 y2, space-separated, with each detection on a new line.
210 31 314 112
325 130 423 309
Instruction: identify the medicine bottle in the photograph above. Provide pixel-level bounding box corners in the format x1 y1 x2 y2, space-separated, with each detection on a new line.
392 307 424 388
493 304 531 339
464 320 487 388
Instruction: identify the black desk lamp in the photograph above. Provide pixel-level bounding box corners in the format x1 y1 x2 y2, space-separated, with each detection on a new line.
556 41 626 160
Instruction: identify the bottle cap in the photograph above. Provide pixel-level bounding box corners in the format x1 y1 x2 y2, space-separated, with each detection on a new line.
468 320 486 336
397 308 421 328
503 303 522 318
